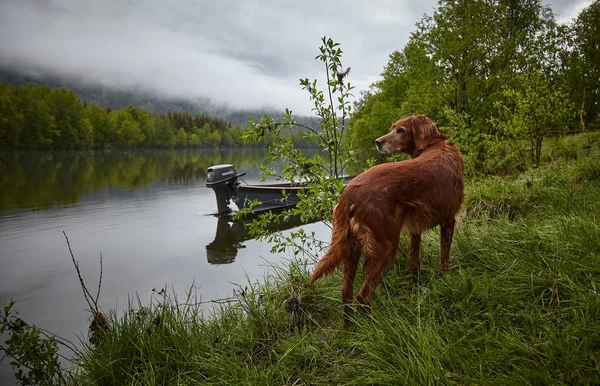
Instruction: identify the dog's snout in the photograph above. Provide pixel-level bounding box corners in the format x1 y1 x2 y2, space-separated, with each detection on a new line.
375 139 382 150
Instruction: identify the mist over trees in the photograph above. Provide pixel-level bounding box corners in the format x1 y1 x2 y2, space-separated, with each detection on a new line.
349 0 600 174
0 83 321 150
2 0 598 158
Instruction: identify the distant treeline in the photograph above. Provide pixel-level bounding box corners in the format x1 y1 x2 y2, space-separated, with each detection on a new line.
0 83 319 150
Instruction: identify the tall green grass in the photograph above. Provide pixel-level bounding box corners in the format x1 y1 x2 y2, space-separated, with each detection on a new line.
74 134 600 385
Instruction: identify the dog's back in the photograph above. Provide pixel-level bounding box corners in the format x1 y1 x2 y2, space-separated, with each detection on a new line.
311 139 463 283
343 139 463 233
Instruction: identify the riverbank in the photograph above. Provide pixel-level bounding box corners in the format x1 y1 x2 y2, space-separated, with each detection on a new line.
66 132 600 385
4 132 600 385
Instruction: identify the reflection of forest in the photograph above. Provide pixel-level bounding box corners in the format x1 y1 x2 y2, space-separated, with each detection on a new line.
0 149 273 212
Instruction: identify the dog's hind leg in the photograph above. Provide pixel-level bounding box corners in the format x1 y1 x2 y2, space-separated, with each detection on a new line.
355 252 396 313
341 240 360 318
355 231 399 312
438 219 455 275
355 217 404 311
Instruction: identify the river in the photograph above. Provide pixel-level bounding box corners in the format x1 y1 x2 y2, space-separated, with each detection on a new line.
0 148 332 383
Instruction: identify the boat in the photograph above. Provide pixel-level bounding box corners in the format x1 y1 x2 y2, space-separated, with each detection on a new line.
205 164 354 215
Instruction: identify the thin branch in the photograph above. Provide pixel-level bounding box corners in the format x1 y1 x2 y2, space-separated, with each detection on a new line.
290 122 328 143
95 253 103 306
63 231 95 313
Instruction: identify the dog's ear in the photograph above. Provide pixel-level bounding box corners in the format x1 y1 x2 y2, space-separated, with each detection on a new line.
411 115 442 151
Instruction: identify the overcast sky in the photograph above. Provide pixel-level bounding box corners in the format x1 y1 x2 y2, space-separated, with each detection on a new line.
0 0 592 115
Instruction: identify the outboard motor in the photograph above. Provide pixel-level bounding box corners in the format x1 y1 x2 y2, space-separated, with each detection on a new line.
206 164 245 215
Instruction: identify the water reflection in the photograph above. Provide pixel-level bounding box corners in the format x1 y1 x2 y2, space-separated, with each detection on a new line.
205 211 318 264
0 149 272 212
0 148 326 267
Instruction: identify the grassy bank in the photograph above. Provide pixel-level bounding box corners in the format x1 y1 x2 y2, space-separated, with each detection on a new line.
27 133 600 384
66 132 600 385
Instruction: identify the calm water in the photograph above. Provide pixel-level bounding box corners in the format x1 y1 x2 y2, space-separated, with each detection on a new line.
0 149 330 382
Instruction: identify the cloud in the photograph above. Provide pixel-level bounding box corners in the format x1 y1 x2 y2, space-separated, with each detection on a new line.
0 0 435 114
550 0 592 23
0 0 592 115
546 0 593 23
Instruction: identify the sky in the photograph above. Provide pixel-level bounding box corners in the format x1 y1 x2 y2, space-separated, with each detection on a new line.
0 0 593 115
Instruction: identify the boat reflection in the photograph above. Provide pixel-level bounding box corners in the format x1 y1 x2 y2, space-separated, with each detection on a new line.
206 211 318 264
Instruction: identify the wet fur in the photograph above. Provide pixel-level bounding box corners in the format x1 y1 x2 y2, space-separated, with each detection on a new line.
310 115 465 315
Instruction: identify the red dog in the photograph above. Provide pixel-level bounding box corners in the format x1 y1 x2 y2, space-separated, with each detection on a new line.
310 115 464 314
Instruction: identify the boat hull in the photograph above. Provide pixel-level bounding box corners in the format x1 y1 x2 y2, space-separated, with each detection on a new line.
233 184 303 212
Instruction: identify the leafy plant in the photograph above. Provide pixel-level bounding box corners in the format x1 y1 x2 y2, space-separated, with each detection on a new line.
0 233 109 385
0 300 68 385
238 36 356 260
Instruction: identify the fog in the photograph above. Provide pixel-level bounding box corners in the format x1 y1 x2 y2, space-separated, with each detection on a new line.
0 0 590 115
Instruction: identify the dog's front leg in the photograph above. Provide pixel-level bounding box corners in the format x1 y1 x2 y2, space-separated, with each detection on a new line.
409 233 421 280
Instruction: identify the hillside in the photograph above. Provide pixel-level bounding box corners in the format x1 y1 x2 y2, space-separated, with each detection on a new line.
0 67 318 128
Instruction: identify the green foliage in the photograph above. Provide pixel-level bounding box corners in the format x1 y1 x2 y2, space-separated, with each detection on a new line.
438 107 501 176
175 127 187 147
238 37 357 266
566 0 600 130
0 84 24 148
492 71 574 166
0 300 68 385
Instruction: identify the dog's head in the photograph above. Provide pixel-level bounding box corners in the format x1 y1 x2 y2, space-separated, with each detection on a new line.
375 115 444 157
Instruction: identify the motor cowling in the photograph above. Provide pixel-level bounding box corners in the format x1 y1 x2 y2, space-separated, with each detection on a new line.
206 164 240 215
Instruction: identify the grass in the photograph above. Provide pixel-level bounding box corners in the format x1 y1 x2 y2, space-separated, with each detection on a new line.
69 132 600 385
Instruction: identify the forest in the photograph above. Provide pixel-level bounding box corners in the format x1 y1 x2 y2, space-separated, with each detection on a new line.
349 0 600 176
0 84 320 150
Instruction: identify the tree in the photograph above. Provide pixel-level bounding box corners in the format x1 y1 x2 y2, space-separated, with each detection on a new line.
350 0 565 173
120 114 144 146
175 127 188 147
569 0 600 130
349 94 398 157
83 102 108 147
188 133 200 146
493 71 573 166
15 86 57 148
48 88 90 148
0 84 24 148
206 130 221 147
107 109 145 146
126 106 156 144
155 118 175 148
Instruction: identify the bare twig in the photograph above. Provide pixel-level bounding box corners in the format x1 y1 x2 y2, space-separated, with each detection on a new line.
290 121 328 144
95 253 103 306
63 231 104 317
63 231 95 313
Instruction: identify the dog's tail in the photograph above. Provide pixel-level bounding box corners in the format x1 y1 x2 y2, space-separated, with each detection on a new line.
310 201 353 284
